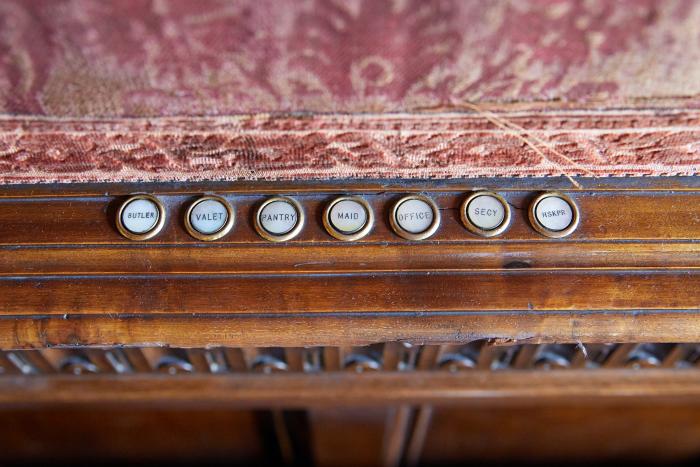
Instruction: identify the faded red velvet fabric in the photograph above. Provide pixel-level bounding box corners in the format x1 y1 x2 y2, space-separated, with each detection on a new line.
1 0 699 183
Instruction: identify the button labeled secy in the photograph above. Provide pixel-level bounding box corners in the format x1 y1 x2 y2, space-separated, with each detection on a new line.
467 194 505 230
461 191 511 237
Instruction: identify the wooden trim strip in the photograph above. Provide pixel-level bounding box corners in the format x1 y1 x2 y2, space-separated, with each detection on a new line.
1 272 698 316
1 311 699 349
4 243 700 275
1 370 700 406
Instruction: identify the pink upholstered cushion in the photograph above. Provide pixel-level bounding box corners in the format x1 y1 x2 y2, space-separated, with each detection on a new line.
1 0 698 183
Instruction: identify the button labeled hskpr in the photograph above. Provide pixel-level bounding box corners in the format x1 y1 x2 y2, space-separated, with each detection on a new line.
529 192 579 238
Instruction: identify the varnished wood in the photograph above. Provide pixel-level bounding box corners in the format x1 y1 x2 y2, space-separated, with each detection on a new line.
2 370 700 406
1 178 699 349
1 191 700 245
3 311 700 349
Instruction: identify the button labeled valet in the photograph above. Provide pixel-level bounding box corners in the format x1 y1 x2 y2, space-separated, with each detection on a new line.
461 191 511 237
116 194 166 240
390 195 440 240
323 196 374 241
254 196 305 241
184 195 235 241
529 192 579 238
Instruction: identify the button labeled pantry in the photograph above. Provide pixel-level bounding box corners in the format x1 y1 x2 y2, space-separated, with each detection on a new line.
324 196 374 241
461 191 511 237
116 194 165 240
185 196 234 241
254 196 305 241
529 192 579 238
390 195 440 240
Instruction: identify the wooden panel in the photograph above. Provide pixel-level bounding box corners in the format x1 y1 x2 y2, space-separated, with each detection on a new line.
0 271 697 315
0 407 267 464
308 408 389 467
418 404 700 465
2 178 700 348
1 191 700 245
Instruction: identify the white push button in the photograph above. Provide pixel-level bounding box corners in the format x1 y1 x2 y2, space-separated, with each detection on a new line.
390 195 440 240
395 199 434 234
529 192 579 238
323 196 374 241
467 195 505 231
260 200 298 235
535 196 573 232
255 197 305 241
185 196 234 241
116 194 165 240
121 198 159 234
189 199 228 235
329 199 368 234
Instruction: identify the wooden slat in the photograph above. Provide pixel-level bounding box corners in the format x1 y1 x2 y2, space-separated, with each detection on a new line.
4 243 700 275
2 370 700 406
0 271 698 316
1 311 699 349
1 192 700 245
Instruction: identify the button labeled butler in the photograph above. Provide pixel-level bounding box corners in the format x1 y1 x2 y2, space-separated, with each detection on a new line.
116 194 166 240
184 195 234 241
323 196 374 241
254 196 305 241
390 195 440 240
461 191 511 237
529 192 579 238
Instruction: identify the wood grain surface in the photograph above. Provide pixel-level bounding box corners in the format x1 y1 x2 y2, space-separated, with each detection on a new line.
1 177 699 348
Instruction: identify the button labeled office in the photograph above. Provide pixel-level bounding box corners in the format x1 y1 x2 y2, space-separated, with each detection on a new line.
254 196 305 241
390 195 440 240
116 194 166 241
324 196 374 241
461 191 511 237
185 195 234 241
529 192 579 238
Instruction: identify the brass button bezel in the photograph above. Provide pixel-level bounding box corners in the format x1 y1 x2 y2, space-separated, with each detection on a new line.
528 192 580 238
115 194 166 241
390 194 441 241
323 196 374 241
184 195 235 241
460 191 511 237
254 196 305 242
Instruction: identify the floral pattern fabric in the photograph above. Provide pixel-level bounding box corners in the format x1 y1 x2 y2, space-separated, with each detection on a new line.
1 0 699 182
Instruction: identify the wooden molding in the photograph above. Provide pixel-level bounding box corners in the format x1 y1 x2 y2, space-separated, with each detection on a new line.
1 177 699 348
